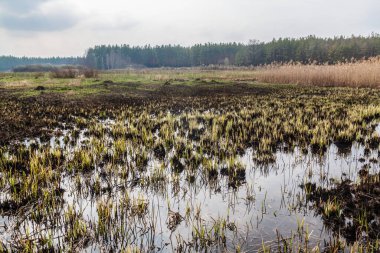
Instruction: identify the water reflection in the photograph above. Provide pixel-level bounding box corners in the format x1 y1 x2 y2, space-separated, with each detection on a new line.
1 124 379 252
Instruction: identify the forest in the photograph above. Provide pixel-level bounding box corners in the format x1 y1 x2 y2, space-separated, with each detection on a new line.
1 34 380 71
83 34 380 69
0 56 83 72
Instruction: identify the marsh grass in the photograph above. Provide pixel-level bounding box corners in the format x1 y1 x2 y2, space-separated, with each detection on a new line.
254 57 380 88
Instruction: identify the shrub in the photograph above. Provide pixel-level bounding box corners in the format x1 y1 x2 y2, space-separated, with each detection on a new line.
50 68 78 78
13 65 57 72
82 68 98 78
34 72 45 79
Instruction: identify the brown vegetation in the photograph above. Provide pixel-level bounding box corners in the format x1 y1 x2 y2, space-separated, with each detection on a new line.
50 66 98 78
82 68 98 78
50 67 78 78
254 57 380 88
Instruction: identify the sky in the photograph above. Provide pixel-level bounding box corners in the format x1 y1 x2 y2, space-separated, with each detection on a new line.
0 0 379 57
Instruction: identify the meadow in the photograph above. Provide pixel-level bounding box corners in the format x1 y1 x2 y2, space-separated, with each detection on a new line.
0 66 380 252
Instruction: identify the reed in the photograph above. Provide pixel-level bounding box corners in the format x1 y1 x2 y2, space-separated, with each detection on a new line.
254 57 380 88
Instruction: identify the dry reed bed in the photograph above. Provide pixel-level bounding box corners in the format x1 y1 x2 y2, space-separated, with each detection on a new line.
254 57 380 88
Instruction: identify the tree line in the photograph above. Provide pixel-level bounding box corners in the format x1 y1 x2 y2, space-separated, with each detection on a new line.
85 34 380 69
1 34 380 71
0 56 83 72
84 43 243 69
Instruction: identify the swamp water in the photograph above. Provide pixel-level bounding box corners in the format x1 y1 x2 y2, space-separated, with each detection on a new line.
0 120 379 252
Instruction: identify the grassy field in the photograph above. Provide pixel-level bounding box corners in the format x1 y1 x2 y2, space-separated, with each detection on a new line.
0 70 380 252
2 57 380 99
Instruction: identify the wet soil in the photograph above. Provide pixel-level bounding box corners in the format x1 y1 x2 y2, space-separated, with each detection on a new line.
0 82 274 145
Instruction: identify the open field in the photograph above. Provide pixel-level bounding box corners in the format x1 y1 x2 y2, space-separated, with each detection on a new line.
0 70 380 252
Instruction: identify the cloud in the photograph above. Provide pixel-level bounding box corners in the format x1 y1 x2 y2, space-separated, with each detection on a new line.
0 0 378 57
0 0 79 31
83 15 139 32
0 13 79 31
0 0 49 13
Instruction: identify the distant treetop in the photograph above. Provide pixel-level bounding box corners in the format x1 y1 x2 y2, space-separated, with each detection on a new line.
84 35 380 69
1 34 379 71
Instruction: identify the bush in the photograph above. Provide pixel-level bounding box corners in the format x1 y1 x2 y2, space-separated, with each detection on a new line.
12 64 99 79
50 68 78 78
13 65 57 72
82 68 98 78
34 72 45 79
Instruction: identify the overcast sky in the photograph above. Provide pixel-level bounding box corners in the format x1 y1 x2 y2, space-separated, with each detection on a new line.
0 0 379 57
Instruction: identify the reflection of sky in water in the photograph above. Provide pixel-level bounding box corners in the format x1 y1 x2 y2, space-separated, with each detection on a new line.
198 144 377 251
2 124 380 252
98 143 376 252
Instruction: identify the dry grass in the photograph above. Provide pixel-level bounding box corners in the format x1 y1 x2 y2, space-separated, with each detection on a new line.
3 80 32 88
254 57 380 88
7 60 377 89
104 67 258 83
103 60 380 88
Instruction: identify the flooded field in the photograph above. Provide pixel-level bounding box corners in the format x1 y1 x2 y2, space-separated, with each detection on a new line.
0 76 380 252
